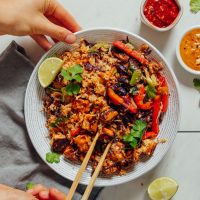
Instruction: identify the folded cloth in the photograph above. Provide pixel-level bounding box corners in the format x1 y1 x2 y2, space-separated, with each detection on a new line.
0 41 102 200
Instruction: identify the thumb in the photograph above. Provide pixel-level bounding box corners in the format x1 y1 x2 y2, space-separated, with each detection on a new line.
49 188 67 200
35 17 77 44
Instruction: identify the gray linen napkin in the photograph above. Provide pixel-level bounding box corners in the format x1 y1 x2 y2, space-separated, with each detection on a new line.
0 41 102 200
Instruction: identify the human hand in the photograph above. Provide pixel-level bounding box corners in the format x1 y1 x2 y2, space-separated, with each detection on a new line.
27 184 66 200
0 184 38 200
0 0 81 50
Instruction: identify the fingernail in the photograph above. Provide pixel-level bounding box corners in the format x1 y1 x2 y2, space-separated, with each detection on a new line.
65 34 76 44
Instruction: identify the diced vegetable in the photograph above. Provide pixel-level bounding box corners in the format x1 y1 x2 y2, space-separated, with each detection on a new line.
71 127 81 137
142 131 157 140
152 96 161 134
134 85 152 110
130 69 142 85
107 88 137 113
113 41 149 65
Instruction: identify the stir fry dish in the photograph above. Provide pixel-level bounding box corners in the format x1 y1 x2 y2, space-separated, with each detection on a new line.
43 38 169 175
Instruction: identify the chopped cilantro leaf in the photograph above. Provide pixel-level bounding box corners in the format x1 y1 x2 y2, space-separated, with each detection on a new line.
123 120 147 148
193 78 200 91
61 64 83 82
26 182 35 190
190 0 200 13
46 152 60 164
65 83 81 96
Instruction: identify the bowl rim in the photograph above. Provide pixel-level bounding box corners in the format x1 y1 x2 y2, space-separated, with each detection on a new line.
25 27 181 186
176 25 200 75
140 0 183 31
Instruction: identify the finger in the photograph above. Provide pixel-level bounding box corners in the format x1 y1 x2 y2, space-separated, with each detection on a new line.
46 0 81 32
47 16 62 43
27 184 48 196
38 190 50 200
31 35 53 50
49 188 67 200
36 17 77 44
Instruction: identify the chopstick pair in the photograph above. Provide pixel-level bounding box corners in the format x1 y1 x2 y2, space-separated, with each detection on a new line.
66 132 111 200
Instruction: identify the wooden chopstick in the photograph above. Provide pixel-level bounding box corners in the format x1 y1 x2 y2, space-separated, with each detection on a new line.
81 142 112 200
66 132 100 200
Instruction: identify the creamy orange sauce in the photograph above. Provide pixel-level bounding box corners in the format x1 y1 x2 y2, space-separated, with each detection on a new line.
180 28 200 71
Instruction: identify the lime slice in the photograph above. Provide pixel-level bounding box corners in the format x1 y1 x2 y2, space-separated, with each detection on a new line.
38 57 63 88
148 177 178 200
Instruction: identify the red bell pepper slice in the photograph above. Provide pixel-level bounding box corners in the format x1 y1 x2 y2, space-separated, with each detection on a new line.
142 131 157 140
107 88 137 113
157 73 169 113
152 95 161 134
113 41 149 65
134 85 152 110
107 88 124 105
71 127 81 137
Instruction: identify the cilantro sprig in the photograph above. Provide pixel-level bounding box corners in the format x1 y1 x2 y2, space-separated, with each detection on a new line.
61 64 83 96
190 0 200 13
61 64 83 83
26 182 35 190
65 83 81 96
193 78 200 92
123 120 147 148
46 152 61 164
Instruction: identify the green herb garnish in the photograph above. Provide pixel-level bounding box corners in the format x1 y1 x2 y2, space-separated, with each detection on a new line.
47 87 60 92
130 69 141 86
193 78 200 91
61 64 83 83
50 117 64 127
61 64 83 96
146 84 157 99
26 182 35 190
123 120 147 148
65 83 81 96
190 0 200 13
46 152 60 164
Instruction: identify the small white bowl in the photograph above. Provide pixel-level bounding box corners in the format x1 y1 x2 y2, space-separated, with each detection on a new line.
176 25 200 75
140 0 183 31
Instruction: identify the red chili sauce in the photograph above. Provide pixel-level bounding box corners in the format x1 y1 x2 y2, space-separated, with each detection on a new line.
143 0 179 28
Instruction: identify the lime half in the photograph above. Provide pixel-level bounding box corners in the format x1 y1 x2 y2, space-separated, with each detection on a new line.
148 177 179 200
38 57 63 88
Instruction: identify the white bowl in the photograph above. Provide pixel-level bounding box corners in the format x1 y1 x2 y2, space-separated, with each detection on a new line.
176 25 200 75
140 0 183 31
24 28 180 186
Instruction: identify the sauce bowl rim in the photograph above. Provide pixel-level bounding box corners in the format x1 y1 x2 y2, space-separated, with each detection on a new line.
176 25 200 75
140 0 183 32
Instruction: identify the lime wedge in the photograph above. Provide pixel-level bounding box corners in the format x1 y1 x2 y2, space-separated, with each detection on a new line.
38 57 63 88
148 177 178 200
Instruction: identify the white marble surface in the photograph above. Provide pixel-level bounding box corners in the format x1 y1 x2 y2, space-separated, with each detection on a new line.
0 0 200 199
